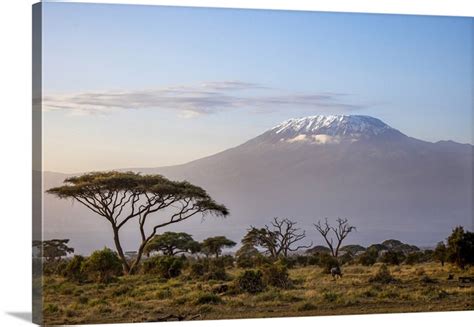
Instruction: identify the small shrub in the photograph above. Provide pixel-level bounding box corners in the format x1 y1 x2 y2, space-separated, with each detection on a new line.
188 258 228 281
261 263 292 289
82 248 122 283
189 261 206 278
322 291 339 302
63 255 86 282
43 259 68 276
237 270 265 294
142 256 184 279
297 302 317 311
44 303 60 314
78 296 88 304
195 292 223 305
361 288 377 297
205 259 228 281
277 256 297 269
369 264 396 284
211 284 229 294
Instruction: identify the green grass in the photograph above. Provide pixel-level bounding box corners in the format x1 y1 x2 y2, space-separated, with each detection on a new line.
41 262 474 325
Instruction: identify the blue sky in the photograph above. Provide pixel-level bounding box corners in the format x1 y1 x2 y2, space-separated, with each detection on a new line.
42 3 473 172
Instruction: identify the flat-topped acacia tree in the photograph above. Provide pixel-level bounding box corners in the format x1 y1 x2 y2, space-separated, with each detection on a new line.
47 171 229 274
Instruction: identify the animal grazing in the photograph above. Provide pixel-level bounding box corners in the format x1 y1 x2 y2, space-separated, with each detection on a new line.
330 266 342 279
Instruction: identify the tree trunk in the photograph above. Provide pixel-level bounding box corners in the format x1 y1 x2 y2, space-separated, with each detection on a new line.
112 226 131 274
129 241 148 275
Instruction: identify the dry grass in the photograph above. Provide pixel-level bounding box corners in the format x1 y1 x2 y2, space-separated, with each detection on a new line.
41 262 474 325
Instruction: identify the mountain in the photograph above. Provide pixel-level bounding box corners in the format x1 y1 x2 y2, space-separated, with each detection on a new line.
42 115 473 254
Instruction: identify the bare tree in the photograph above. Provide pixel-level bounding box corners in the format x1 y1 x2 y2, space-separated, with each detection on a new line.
314 218 356 257
244 217 312 258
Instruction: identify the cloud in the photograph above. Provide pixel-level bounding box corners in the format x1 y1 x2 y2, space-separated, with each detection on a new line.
43 81 368 117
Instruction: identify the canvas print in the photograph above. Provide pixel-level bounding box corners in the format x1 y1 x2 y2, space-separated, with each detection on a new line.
32 2 474 325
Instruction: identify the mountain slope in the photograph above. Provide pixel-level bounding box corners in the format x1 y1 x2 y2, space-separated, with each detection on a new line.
43 115 473 253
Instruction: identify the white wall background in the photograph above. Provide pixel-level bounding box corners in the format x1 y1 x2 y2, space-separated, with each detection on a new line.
0 1 472 326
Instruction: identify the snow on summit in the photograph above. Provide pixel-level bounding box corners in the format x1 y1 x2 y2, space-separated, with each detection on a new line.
269 115 398 144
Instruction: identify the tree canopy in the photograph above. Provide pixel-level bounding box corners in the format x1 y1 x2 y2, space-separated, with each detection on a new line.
47 171 229 274
446 226 474 269
33 239 74 262
433 242 447 266
201 236 236 258
144 232 201 256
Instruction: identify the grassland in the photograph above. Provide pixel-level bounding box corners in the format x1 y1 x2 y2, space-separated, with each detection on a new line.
40 262 473 325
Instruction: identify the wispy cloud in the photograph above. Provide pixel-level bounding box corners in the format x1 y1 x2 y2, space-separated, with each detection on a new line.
43 81 368 118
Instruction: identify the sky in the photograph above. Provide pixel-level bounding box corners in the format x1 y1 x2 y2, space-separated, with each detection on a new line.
41 3 473 173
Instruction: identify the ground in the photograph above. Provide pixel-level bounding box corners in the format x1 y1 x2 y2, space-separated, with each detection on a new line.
41 262 474 325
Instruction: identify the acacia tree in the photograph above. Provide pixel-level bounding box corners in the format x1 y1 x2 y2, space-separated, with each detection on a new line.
201 236 236 258
314 218 356 257
47 171 228 274
446 226 474 269
33 239 74 262
144 232 200 256
243 217 312 258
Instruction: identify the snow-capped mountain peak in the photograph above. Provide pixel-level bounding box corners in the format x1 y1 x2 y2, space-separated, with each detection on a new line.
266 115 401 144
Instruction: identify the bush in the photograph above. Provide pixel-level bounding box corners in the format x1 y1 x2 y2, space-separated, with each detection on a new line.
194 292 223 305
339 252 354 265
142 256 184 279
404 252 424 265
261 263 292 289
295 255 309 267
380 250 405 265
297 302 317 311
205 260 227 281
189 260 206 278
63 255 86 282
82 248 123 283
188 258 228 281
277 256 297 269
306 255 320 266
235 246 270 268
446 226 474 269
237 270 266 294
219 255 235 268
369 264 396 284
358 249 378 266
318 253 340 273
43 259 68 276
322 291 339 302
